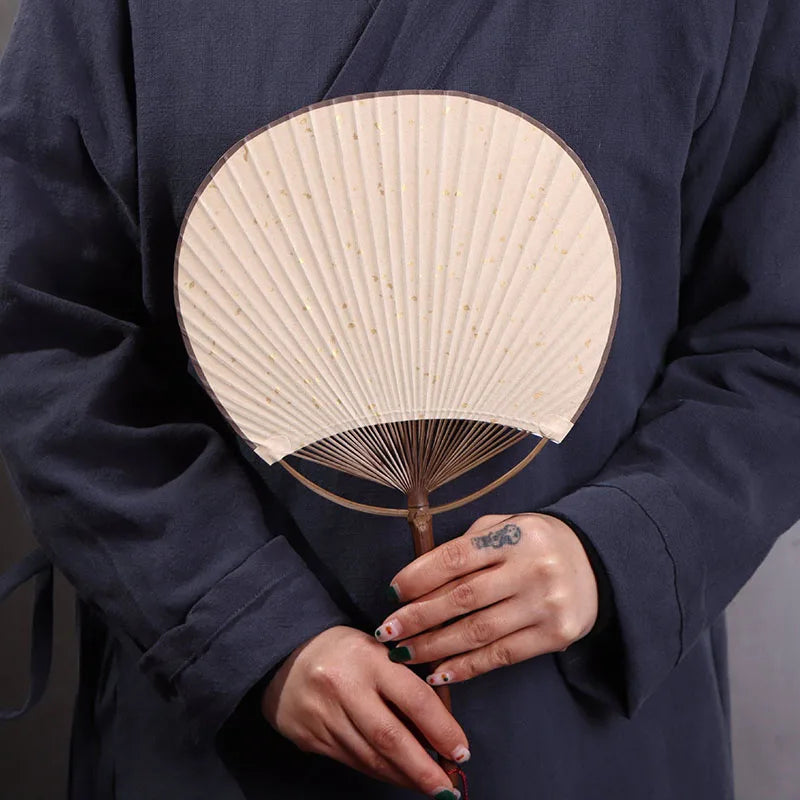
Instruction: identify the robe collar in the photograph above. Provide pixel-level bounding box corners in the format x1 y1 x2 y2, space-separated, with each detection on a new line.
324 0 484 98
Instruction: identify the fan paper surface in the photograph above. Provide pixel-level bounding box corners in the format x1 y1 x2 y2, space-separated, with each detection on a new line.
175 91 619 464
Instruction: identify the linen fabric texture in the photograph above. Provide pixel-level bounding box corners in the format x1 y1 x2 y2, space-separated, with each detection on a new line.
1 1 799 798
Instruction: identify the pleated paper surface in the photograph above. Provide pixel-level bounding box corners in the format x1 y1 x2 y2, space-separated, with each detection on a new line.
175 92 619 463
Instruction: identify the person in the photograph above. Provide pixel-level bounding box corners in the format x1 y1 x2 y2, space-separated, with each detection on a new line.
1 0 798 798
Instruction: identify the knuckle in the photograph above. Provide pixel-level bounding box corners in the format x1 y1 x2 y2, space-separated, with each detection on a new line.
463 658 482 680
536 554 563 581
450 580 476 610
371 721 403 753
407 601 428 630
366 749 391 776
438 540 467 573
407 683 436 715
490 642 515 667
544 590 568 617
295 695 321 721
553 612 581 645
307 663 342 693
465 614 494 646
419 767 447 791
424 710 459 745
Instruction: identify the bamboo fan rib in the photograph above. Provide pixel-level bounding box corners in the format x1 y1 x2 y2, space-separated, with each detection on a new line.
294 419 528 495
175 91 619 478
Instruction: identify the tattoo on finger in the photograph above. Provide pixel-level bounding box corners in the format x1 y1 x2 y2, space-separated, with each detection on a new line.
471 523 521 550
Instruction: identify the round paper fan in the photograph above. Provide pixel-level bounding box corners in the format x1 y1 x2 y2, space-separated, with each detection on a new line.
174 90 620 784
175 90 619 502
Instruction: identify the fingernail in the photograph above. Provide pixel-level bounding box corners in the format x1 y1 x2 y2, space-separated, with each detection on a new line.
426 671 453 686
374 618 404 642
388 645 413 663
432 788 461 800
451 744 470 763
387 582 403 604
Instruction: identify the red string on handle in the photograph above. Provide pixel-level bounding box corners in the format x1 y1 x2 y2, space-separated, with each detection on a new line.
445 765 469 800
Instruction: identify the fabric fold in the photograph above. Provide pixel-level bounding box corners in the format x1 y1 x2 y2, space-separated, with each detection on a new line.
139 536 353 740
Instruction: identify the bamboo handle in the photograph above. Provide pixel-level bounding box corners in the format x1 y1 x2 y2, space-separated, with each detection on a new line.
407 492 463 793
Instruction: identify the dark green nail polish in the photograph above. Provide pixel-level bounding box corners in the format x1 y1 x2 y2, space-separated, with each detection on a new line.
433 790 459 800
386 583 401 604
388 645 412 662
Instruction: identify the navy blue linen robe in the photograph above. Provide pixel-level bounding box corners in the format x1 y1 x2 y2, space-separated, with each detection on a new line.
1 1 799 797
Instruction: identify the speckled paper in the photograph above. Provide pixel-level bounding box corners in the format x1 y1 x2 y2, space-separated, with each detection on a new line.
174 91 620 462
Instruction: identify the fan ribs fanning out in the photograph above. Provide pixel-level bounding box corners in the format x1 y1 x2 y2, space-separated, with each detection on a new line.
294 418 528 494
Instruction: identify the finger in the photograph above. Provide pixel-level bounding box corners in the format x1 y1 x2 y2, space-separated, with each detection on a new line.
379 670 471 766
425 623 566 685
375 562 509 643
389 596 534 666
321 713 419 791
385 696 434 751
388 515 517 604
346 696 462 798
465 514 514 531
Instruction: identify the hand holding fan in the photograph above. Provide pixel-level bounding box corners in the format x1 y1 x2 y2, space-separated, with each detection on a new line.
174 90 620 792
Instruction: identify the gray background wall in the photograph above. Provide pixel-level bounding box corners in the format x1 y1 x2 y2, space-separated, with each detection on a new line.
728 533 800 800
1 2 798 797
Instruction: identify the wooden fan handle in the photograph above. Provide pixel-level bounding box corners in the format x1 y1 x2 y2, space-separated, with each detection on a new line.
407 491 463 793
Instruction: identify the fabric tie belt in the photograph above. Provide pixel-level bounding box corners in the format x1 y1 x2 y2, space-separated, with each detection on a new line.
0 549 54 720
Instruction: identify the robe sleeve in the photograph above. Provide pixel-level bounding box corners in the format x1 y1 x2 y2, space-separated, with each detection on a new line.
541 0 800 718
0 0 355 741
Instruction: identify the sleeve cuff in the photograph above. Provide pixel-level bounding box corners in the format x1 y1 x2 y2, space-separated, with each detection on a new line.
567 517 616 639
539 473 697 718
138 535 355 742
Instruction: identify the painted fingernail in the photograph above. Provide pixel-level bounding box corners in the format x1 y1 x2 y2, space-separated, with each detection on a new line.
374 617 404 642
451 744 471 763
387 582 403 603
426 671 454 686
388 645 414 663
432 787 461 800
